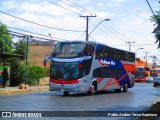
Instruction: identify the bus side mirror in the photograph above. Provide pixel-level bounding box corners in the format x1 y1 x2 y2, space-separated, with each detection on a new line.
44 56 52 67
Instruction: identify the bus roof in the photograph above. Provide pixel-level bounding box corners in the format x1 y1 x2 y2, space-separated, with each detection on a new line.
57 40 96 44
56 40 134 54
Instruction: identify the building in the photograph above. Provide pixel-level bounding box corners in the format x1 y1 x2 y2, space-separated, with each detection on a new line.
28 39 55 68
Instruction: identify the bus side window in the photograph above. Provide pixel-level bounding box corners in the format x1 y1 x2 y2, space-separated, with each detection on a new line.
113 49 117 59
84 43 95 56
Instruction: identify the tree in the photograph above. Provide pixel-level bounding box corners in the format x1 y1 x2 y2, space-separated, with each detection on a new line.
0 23 13 52
151 10 160 48
10 38 27 86
14 39 26 61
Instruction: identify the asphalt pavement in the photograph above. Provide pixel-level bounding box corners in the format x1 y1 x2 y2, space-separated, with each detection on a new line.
0 83 160 120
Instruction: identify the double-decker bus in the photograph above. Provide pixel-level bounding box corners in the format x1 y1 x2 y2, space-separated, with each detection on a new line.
44 41 135 95
135 59 150 82
135 67 150 82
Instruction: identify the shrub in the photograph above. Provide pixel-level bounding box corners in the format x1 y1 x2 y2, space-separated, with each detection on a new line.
27 65 49 85
11 62 49 85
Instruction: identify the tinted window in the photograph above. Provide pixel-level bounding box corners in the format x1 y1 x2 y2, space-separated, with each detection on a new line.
95 45 135 62
93 67 123 78
53 42 85 58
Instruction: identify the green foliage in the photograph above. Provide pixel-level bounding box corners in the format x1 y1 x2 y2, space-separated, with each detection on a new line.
0 23 13 52
151 11 160 48
10 59 25 86
11 62 49 85
0 22 49 86
14 39 26 61
27 65 49 85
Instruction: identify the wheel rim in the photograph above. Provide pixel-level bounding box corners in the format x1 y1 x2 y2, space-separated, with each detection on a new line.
91 85 95 94
125 84 128 91
123 83 128 92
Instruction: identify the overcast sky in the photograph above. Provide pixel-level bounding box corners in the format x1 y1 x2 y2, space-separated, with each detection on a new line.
0 0 159 64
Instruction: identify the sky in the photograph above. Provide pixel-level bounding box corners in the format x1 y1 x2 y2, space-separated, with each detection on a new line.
0 0 159 64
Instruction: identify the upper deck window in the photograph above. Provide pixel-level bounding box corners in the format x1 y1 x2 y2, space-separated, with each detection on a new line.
53 42 85 58
95 44 135 62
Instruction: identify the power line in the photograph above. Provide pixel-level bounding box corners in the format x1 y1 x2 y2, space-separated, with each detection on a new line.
9 31 55 41
89 36 96 42
7 26 71 41
59 0 136 42
145 0 156 17
110 44 158 46
8 26 51 38
95 17 135 42
46 0 81 16
0 10 84 32
59 0 94 15
48 0 135 43
48 0 137 43
89 21 128 42
66 0 96 15
76 31 85 40
59 0 87 14
4 29 159 46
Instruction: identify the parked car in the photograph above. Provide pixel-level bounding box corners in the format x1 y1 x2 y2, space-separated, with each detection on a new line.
146 77 154 83
153 77 160 87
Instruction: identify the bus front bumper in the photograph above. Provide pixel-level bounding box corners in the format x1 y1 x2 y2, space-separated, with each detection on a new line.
49 81 85 92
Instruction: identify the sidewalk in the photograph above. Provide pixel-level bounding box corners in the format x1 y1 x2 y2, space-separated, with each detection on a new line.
0 85 49 94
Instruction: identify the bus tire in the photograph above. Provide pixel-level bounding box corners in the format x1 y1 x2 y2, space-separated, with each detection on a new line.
63 91 69 96
90 84 95 95
89 83 97 95
153 83 157 87
115 89 121 92
123 82 128 92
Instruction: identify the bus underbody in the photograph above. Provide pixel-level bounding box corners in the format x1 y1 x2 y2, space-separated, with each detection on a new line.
49 77 133 96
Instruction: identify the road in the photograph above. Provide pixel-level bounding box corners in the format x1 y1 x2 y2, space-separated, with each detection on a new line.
0 83 160 120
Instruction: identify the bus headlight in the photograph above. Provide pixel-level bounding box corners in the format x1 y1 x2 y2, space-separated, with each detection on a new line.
81 86 84 90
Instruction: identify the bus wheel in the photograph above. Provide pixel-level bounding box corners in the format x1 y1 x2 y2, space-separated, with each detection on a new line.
89 84 96 95
63 91 69 96
122 82 128 92
115 89 121 92
153 83 157 87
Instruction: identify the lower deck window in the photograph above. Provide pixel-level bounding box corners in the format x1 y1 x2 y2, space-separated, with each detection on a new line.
93 67 123 78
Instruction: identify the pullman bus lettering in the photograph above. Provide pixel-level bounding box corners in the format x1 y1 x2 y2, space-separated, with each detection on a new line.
100 59 116 66
44 41 135 96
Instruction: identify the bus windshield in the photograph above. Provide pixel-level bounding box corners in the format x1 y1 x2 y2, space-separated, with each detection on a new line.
53 42 85 58
50 61 79 80
136 73 144 78
136 68 144 72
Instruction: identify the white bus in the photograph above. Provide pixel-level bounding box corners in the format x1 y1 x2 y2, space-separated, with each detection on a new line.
44 41 135 95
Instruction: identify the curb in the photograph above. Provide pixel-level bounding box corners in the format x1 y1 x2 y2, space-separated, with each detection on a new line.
0 88 49 94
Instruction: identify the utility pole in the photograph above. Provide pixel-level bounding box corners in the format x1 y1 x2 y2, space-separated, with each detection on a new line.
144 51 150 62
25 35 29 84
125 41 135 51
80 15 96 41
152 56 157 68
